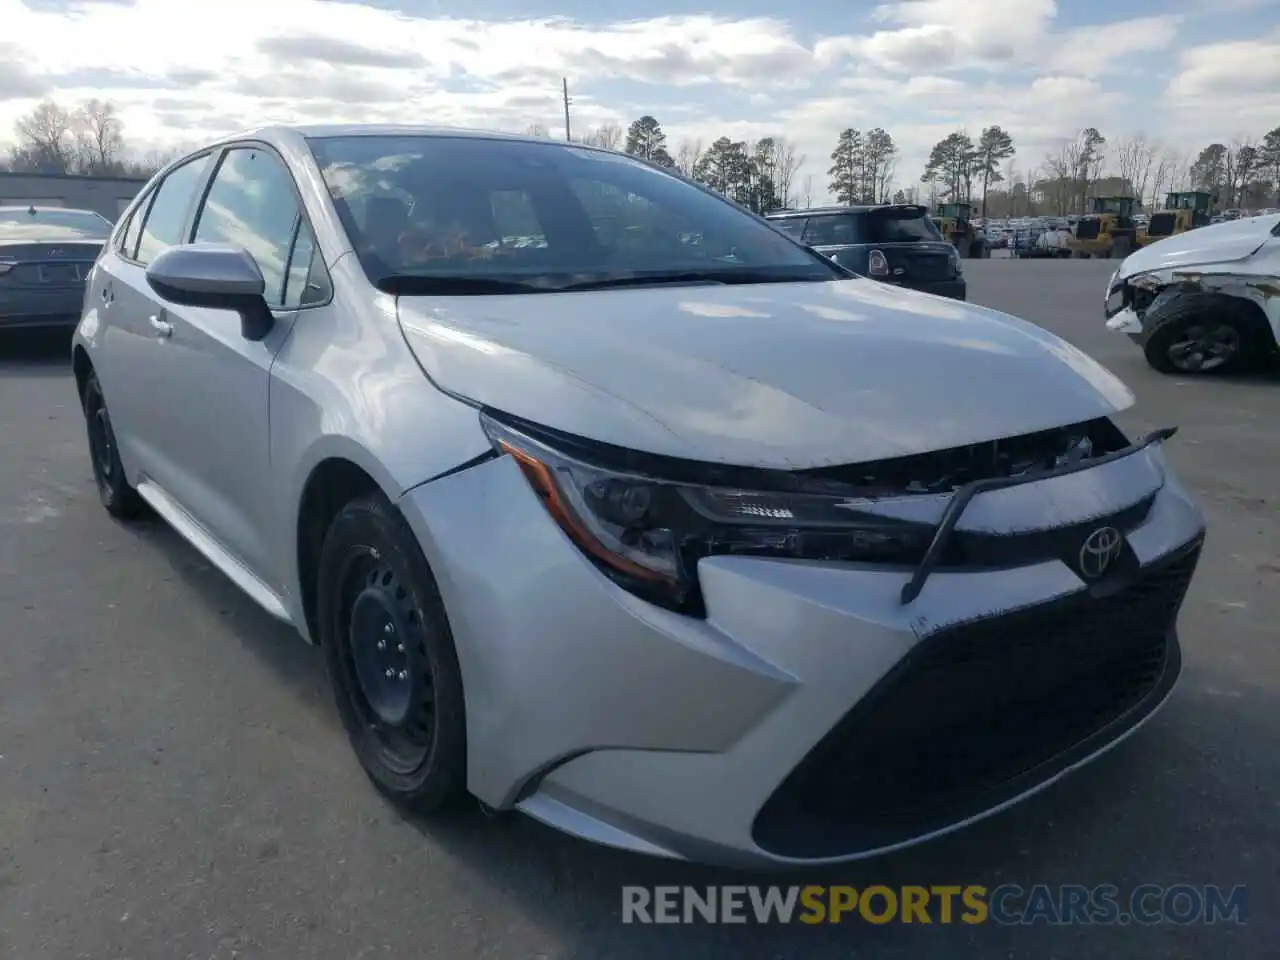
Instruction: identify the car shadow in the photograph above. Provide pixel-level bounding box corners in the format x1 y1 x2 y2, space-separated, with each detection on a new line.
0 330 74 377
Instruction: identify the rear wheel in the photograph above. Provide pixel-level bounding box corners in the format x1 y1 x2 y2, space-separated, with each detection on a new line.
954 236 971 259
1143 292 1274 375
1109 235 1133 260
317 492 467 813
81 371 147 520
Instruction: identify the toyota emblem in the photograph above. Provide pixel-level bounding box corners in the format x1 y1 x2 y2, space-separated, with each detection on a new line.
1079 526 1124 579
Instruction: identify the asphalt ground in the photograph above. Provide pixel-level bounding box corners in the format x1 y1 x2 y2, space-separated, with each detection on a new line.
1 259 1277 959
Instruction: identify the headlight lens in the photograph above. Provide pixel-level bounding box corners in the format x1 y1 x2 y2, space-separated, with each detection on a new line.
481 414 933 612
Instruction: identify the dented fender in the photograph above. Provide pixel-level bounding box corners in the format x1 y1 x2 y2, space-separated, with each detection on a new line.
1107 228 1280 344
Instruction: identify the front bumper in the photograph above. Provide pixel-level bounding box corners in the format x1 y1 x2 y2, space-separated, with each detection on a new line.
397 444 1205 869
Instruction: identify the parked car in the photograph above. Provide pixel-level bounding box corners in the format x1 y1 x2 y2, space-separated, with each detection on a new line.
0 205 113 331
74 124 1206 869
766 204 966 300
1105 212 1280 374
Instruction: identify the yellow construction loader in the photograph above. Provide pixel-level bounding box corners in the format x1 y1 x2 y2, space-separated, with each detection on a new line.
931 202 989 258
1136 192 1214 247
1066 196 1139 259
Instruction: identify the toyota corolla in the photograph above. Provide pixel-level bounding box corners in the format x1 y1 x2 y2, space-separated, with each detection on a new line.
71 124 1205 869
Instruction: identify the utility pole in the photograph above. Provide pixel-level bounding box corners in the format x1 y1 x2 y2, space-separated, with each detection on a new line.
562 77 572 142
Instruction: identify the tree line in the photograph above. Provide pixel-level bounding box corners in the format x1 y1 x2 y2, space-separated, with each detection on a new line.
531 116 807 215
0 98 183 179
6 97 1279 217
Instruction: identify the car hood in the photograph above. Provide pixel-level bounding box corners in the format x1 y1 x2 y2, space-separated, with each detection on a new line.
397 278 1135 469
1118 213 1280 280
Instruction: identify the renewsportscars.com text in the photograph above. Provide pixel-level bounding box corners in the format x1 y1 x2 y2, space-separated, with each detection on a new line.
621 884 1248 926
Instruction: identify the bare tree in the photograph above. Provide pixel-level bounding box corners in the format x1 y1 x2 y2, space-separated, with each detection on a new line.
1043 142 1075 215
1149 148 1177 209
675 139 703 177
801 174 814 208
525 123 551 138
581 123 622 150
11 99 77 173
1115 134 1155 203
73 99 126 174
770 137 803 207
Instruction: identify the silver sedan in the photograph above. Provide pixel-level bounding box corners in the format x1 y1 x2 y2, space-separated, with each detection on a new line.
73 124 1205 869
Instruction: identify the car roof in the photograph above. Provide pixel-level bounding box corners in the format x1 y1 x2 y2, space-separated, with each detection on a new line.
205 122 597 153
766 204 926 220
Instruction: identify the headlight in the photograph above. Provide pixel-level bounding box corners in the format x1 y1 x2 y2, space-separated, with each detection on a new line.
481 413 933 613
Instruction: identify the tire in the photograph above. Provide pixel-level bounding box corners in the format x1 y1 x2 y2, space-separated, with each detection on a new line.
954 236 971 259
1142 292 1273 376
81 371 147 520
1071 250 1088 259
317 492 467 814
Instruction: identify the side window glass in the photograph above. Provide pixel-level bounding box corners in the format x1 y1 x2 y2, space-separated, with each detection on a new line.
193 147 301 307
136 156 212 266
283 220 327 308
773 218 807 242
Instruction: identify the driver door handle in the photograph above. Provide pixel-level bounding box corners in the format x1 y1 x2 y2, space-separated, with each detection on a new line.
149 314 173 338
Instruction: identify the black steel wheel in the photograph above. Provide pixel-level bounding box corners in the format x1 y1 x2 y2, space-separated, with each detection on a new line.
81 371 147 519
318 493 466 812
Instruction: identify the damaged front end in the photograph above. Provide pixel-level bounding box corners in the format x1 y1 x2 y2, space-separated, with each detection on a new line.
483 409 1172 615
1105 219 1280 373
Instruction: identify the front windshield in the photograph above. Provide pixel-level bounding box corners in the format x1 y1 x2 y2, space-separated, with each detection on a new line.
0 208 113 241
308 135 840 290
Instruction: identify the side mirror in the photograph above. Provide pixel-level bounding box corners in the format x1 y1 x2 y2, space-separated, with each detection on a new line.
146 243 274 341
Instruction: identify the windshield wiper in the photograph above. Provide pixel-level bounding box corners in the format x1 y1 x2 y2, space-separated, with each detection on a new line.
555 269 825 292
374 274 548 295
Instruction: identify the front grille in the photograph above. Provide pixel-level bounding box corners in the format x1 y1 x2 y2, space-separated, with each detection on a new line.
1075 219 1101 240
1147 213 1176 238
753 542 1200 857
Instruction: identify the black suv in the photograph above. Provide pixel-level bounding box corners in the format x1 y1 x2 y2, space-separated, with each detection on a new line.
766 204 966 301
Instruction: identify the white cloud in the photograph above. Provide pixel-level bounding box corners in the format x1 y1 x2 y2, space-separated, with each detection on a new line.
0 0 1273 205
1166 37 1280 134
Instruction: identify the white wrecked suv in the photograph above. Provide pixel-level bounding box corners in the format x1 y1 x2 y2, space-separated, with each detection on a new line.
72 124 1206 869
1106 212 1280 374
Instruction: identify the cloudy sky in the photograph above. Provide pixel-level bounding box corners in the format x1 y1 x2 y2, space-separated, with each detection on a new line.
1 0 1277 199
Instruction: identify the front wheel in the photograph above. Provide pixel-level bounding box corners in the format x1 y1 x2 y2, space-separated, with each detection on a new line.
1142 293 1272 375
317 493 467 813
81 371 147 520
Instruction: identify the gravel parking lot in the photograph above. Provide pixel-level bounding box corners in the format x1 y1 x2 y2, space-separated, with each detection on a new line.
2 260 1276 959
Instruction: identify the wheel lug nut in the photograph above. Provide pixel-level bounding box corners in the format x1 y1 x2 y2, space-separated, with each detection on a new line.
384 668 395 679
396 643 404 653
398 670 408 681
384 624 393 634
376 639 386 650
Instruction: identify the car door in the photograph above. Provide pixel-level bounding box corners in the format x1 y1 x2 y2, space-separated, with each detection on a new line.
93 152 215 483
144 143 326 586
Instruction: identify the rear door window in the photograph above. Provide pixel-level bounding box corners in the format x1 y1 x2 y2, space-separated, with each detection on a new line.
802 214 866 246
771 217 808 241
